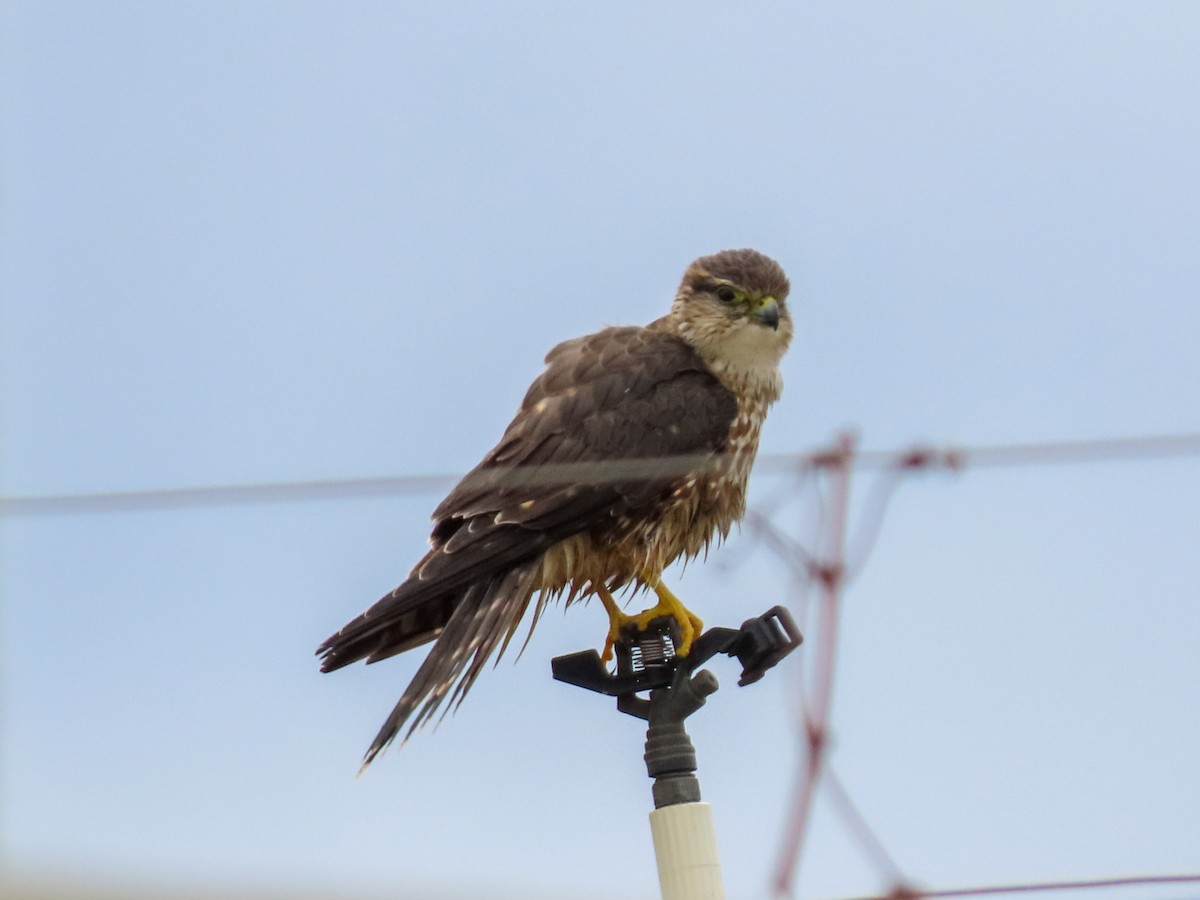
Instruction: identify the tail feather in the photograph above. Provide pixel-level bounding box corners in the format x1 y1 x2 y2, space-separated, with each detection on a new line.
318 593 455 673
358 563 538 770
318 527 557 674
448 572 537 712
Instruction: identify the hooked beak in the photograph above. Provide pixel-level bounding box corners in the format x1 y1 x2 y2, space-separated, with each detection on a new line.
752 296 780 330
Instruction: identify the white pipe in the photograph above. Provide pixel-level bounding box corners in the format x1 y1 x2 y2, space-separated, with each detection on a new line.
649 800 725 900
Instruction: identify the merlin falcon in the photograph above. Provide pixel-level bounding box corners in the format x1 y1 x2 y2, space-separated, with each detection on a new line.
318 248 793 767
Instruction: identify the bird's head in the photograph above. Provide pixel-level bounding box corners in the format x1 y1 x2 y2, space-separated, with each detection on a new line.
668 248 793 377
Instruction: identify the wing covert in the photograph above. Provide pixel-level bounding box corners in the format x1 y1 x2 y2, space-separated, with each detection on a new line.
432 326 737 526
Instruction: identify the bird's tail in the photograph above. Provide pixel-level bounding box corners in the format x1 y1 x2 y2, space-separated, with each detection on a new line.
358 563 539 771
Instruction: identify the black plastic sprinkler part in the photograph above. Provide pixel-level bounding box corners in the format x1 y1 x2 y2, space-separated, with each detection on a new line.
552 605 802 807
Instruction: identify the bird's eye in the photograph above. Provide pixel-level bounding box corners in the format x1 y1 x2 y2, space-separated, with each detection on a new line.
715 286 737 303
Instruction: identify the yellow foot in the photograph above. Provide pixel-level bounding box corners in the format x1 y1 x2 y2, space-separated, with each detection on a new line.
595 584 634 665
594 578 705 662
633 577 704 656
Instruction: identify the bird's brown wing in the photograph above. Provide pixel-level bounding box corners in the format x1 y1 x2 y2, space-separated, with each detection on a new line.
319 325 737 665
317 325 737 759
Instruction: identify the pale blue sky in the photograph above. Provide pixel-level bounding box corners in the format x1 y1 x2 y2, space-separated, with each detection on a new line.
3 2 1199 899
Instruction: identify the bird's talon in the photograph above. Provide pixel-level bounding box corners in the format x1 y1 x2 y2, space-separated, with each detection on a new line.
597 584 634 668
676 611 704 656
600 626 623 666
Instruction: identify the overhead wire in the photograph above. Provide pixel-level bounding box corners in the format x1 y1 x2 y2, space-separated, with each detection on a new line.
2 432 1198 517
